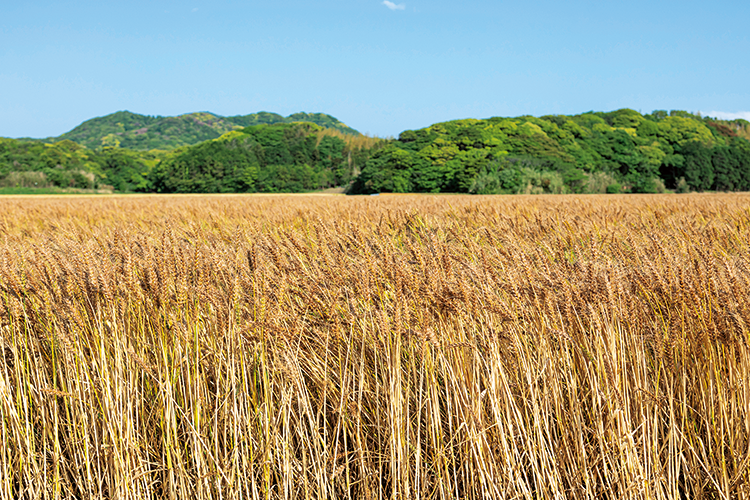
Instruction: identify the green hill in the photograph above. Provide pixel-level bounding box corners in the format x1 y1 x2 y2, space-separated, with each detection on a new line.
350 109 750 194
3 108 749 195
0 121 379 194
52 111 360 150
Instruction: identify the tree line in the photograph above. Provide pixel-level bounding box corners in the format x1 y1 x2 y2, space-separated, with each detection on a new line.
351 109 750 194
2 109 749 194
0 123 382 193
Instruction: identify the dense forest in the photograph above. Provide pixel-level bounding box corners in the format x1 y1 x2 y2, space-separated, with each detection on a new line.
351 109 750 194
2 109 749 194
0 121 381 193
150 123 381 193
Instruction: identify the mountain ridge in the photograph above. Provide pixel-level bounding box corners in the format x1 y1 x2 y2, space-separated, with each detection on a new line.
42 110 360 150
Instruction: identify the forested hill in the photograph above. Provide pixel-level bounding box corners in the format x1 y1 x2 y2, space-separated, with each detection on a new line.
0 122 382 194
49 111 360 150
350 109 750 194
2 108 749 195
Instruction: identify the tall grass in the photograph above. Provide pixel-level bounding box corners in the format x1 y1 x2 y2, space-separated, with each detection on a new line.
1 193 749 499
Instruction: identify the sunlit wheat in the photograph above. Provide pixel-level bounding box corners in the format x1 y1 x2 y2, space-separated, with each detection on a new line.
0 193 749 499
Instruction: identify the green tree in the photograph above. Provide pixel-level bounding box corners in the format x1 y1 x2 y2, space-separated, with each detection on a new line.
680 141 714 191
351 145 417 193
150 135 261 193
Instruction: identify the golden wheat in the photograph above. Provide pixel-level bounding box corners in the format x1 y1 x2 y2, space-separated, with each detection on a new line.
0 193 749 499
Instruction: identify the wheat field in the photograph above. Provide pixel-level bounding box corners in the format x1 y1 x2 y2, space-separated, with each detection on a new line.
1 193 749 499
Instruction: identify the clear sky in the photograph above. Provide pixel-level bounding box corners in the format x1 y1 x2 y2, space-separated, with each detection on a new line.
2 0 749 138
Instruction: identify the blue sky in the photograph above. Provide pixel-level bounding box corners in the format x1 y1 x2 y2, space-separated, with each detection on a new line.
1 0 749 138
